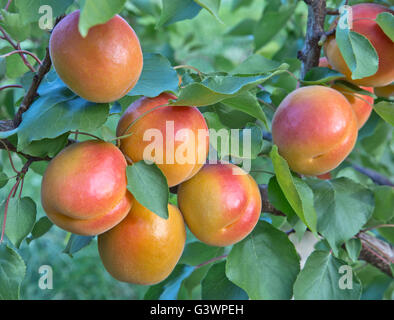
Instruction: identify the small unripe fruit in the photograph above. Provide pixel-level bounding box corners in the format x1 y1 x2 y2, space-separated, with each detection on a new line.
178 163 262 247
50 10 143 103
272 86 358 176
98 201 186 285
41 141 131 236
117 93 209 187
324 4 394 87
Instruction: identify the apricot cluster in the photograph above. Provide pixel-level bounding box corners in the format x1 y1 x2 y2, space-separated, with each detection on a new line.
41 11 263 286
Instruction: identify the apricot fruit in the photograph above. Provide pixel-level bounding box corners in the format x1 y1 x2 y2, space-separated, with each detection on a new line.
324 4 394 87
98 201 186 285
116 93 209 187
331 84 374 129
50 10 143 103
177 163 262 247
318 57 331 69
41 140 132 236
375 84 394 99
272 86 358 176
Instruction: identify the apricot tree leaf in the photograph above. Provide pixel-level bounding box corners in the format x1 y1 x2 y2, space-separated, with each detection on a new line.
374 101 394 126
126 161 169 219
226 221 300 299
0 245 26 300
376 12 394 42
158 0 201 27
79 0 127 37
294 251 362 300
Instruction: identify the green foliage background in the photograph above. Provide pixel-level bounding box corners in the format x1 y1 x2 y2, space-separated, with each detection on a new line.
0 0 393 300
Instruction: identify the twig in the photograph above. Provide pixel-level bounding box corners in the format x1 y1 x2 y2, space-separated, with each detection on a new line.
351 164 394 187
0 84 23 91
299 0 327 79
1 50 42 65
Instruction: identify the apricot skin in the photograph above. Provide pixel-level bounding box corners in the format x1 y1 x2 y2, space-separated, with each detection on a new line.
177 163 262 247
331 85 374 129
50 10 143 103
324 4 394 87
41 141 131 236
272 86 358 176
117 93 209 187
374 84 394 99
98 201 186 285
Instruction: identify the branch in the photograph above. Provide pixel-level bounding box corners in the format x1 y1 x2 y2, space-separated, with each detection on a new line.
351 164 394 187
299 0 327 79
358 232 393 277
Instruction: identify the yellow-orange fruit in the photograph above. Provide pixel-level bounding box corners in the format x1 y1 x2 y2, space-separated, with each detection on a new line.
178 163 262 247
41 141 132 236
324 4 394 87
98 201 186 285
50 10 143 103
374 84 394 98
331 85 374 129
117 93 209 187
272 86 358 176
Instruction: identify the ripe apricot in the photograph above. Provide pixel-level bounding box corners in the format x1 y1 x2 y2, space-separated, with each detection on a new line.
272 86 358 176
50 10 143 103
41 141 131 236
98 201 186 285
324 4 394 87
331 85 374 129
374 84 394 99
116 93 209 187
177 163 262 247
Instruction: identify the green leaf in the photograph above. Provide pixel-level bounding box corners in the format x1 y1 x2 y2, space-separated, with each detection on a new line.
226 221 300 300
231 0 253 11
232 54 286 75
194 0 222 23
178 265 210 300
126 161 169 219
374 101 394 126
170 70 287 107
267 176 297 222
144 264 194 299
26 217 53 245
79 0 127 37
15 0 73 24
270 146 317 233
303 67 345 84
0 245 26 300
214 103 256 129
254 3 297 50
345 238 362 263
17 74 109 150
372 186 394 222
202 261 249 300
157 0 201 28
0 10 30 42
0 172 8 189
63 234 94 257
128 53 179 97
179 241 224 266
336 11 379 80
294 251 362 300
376 12 394 42
306 178 374 254
219 92 268 129
0 197 37 248
226 19 256 36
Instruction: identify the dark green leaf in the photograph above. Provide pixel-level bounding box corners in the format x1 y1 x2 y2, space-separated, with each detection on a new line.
345 238 362 263
303 67 344 84
179 241 224 266
202 261 249 300
26 217 53 245
376 12 394 42
157 0 201 27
